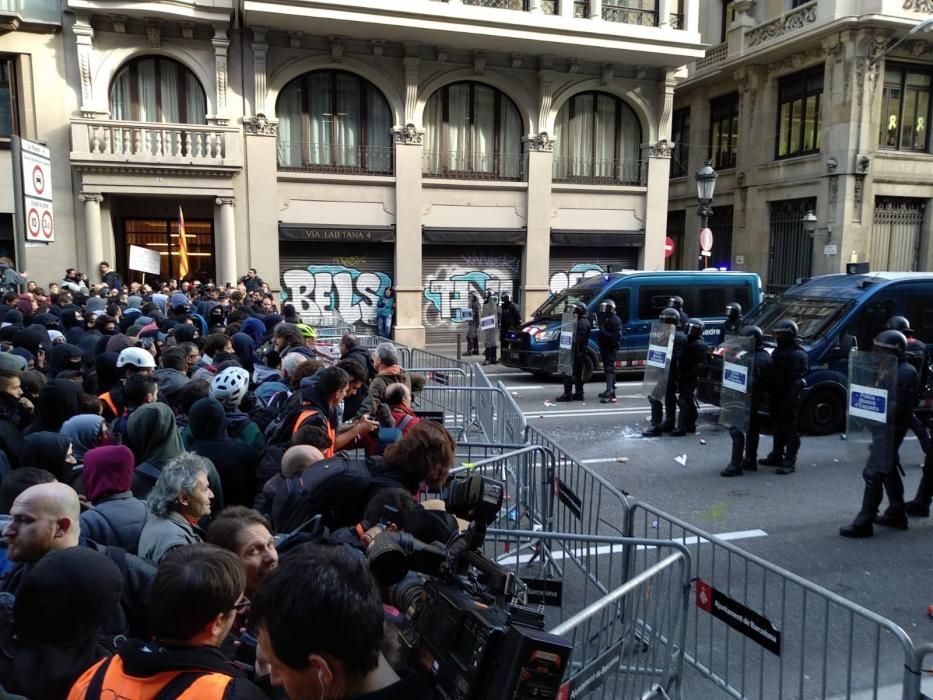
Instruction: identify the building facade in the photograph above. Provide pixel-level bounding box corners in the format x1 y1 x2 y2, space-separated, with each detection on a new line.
668 0 933 294
2 0 703 346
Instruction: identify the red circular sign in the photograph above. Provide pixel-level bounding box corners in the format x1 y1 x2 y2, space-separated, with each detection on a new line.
699 227 714 252
26 209 40 238
32 165 45 195
40 210 53 239
664 236 675 258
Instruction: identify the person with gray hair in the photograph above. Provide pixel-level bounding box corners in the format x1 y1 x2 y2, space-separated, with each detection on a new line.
355 342 413 418
138 453 214 564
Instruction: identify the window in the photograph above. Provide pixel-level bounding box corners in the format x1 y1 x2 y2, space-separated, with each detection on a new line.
553 91 642 184
666 210 685 270
776 66 823 159
110 57 206 124
708 92 738 169
879 65 931 152
423 82 523 180
638 287 682 320
276 70 393 174
123 218 213 282
670 108 690 178
720 0 735 42
0 56 18 138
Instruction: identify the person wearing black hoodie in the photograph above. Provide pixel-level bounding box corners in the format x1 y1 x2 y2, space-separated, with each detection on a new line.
0 371 32 470
32 378 82 433
188 398 258 508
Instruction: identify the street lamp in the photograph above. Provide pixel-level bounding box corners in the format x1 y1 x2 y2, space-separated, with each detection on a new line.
801 208 833 245
695 159 718 269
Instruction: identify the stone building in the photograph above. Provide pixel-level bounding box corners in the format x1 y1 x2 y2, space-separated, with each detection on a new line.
3 0 704 346
667 0 933 294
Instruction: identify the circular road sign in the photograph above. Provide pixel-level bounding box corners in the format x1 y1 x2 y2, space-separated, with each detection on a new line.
664 236 675 258
26 209 40 238
699 227 714 252
32 165 45 195
40 210 54 239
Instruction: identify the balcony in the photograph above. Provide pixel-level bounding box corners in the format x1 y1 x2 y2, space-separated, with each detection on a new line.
423 150 526 181
70 118 242 174
0 0 60 31
277 142 394 176
553 155 646 185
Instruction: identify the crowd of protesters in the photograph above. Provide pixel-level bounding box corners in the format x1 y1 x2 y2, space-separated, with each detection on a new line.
0 261 447 699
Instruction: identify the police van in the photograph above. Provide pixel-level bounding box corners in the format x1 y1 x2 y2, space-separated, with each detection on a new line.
501 270 761 381
698 271 933 435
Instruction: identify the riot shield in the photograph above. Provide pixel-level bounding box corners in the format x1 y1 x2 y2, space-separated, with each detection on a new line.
642 321 675 402
846 350 897 466
718 335 754 433
557 308 576 376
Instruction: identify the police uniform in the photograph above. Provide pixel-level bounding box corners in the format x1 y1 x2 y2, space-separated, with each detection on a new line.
722 327 772 477
760 321 808 474
671 319 708 436
556 306 591 402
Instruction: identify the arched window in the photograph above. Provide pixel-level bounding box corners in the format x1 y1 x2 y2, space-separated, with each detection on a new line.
276 70 393 174
110 57 206 124
553 92 642 184
423 82 524 180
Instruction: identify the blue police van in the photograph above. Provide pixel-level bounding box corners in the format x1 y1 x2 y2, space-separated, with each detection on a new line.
501 270 762 381
698 271 933 435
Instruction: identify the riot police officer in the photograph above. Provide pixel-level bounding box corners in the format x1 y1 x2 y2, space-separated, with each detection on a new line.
723 302 743 336
887 315 930 453
668 296 688 329
642 307 685 436
841 329 919 537
481 290 499 366
556 303 591 402
499 293 522 351
465 290 481 356
721 325 772 477
597 299 622 404
671 317 709 436
759 319 808 474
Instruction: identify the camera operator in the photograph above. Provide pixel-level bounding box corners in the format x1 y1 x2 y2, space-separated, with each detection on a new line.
252 544 434 700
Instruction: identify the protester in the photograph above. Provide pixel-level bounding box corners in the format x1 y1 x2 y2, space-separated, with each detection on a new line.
61 414 108 463
206 506 278 597
79 445 147 555
186 397 258 507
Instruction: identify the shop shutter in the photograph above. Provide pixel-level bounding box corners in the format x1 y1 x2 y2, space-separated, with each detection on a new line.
547 247 639 297
422 245 523 345
279 242 394 332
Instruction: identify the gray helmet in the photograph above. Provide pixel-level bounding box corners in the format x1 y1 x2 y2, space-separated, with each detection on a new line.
668 296 684 311
659 307 680 325
573 303 587 316
725 302 742 320
598 299 616 314
740 324 764 347
772 319 799 340
886 316 914 336
684 317 705 339
873 329 907 359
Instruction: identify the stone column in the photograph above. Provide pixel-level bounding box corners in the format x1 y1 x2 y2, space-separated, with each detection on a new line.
589 0 602 20
251 28 269 115
214 197 237 287
525 135 554 320
657 0 672 27
393 126 425 348
644 143 673 270
79 193 104 278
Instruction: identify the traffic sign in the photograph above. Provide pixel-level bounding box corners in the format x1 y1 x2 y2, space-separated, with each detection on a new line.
699 227 714 252
23 196 53 242
21 140 51 201
664 236 675 258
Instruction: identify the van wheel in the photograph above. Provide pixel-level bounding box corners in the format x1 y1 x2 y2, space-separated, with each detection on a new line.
800 389 844 436
581 355 596 383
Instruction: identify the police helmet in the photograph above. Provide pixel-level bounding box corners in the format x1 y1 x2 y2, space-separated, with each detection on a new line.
725 302 742 319
772 319 799 339
668 295 684 310
873 329 908 359
501 293 510 304
659 307 680 325
599 299 616 314
886 316 914 336
573 303 587 316
484 290 493 302
740 325 764 347
684 317 705 339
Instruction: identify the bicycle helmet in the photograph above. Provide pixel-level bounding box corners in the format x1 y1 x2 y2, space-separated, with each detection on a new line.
295 323 316 340
116 347 156 370
210 366 250 408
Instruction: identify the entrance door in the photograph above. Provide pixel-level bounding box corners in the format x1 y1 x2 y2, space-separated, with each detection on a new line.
123 218 214 284
766 197 814 295
870 197 925 271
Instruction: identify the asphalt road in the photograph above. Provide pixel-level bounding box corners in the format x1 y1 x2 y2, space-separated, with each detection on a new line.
473 360 933 697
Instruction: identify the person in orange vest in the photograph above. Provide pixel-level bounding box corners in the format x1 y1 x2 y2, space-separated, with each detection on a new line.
68 543 266 700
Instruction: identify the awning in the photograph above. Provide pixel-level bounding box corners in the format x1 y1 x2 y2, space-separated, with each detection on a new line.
550 230 644 247
278 224 396 243
422 227 526 245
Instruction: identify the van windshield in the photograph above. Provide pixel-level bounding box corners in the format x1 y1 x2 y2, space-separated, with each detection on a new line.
743 295 850 341
533 288 598 320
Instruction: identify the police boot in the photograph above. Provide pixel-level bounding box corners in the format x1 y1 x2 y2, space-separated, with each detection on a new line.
556 379 573 402
482 348 493 366
721 439 745 478
905 457 933 517
776 459 796 475
642 424 663 437
659 420 676 433
875 475 908 530
490 346 498 365
840 481 884 538
572 391 585 401
758 452 784 467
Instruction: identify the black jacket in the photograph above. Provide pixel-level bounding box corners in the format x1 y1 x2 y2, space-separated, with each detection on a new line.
79 492 148 555
769 342 809 405
572 315 592 356
0 394 29 470
598 312 622 352
678 337 709 384
500 302 521 333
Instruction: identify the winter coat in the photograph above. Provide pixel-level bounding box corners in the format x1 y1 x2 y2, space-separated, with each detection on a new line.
138 511 204 565
355 366 413 418
79 493 148 555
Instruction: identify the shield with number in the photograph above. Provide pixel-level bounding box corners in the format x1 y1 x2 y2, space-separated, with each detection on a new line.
846 350 897 466
557 308 576 376
642 321 675 402
718 335 754 433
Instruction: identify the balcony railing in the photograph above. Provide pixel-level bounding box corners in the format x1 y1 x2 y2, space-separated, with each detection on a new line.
541 0 559 13
423 150 526 181
70 118 242 170
277 142 394 175
462 0 528 8
669 12 684 28
553 156 646 185
697 42 728 70
603 2 658 26
574 0 590 17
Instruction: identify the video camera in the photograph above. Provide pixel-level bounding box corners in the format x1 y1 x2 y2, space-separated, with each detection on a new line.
367 474 571 700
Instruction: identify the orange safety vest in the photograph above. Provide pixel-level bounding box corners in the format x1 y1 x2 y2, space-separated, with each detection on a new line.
98 391 119 419
291 408 336 458
68 654 232 700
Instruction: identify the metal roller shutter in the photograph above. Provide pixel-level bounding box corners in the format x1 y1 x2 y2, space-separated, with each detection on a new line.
279 242 394 332
547 247 639 296
422 245 523 345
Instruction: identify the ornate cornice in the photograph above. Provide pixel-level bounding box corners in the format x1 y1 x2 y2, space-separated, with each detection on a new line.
903 0 933 11
393 123 423 145
528 132 554 152
746 2 817 48
767 47 827 73
648 139 674 158
243 113 277 136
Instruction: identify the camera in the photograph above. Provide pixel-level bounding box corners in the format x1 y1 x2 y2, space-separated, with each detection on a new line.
368 475 572 700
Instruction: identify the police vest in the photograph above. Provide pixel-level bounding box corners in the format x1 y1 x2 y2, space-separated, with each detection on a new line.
291 408 336 458
68 655 232 700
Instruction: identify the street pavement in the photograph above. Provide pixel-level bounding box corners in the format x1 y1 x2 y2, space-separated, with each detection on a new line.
457 357 933 693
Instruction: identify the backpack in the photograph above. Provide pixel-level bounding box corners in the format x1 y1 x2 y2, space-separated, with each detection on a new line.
262 393 304 446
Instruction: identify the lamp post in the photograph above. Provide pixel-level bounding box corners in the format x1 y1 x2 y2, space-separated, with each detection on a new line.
695 159 718 269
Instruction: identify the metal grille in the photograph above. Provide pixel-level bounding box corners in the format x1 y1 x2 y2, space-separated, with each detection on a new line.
552 156 645 185
708 204 733 270
870 197 925 272
766 197 815 295
541 0 559 13
422 150 525 181
603 2 659 26
276 143 393 176
573 0 590 16
665 210 686 270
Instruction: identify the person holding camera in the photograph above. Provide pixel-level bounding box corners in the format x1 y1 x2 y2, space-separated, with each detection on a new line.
251 544 434 700
61 268 88 295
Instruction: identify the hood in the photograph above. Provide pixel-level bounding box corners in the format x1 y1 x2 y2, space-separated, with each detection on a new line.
0 351 26 372
173 324 198 344
15 547 123 645
188 397 228 441
35 379 83 432
3 309 23 327
127 295 143 309
82 445 135 502
240 316 265 345
60 414 106 461
262 313 283 334
127 403 184 467
151 293 168 315
20 431 73 480
86 297 107 315
299 372 333 418
154 367 190 398
117 639 241 680
170 292 189 310
105 333 133 354
47 343 83 375
231 333 256 373
191 313 208 337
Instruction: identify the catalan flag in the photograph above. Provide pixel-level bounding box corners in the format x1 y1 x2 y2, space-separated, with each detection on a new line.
177 205 190 280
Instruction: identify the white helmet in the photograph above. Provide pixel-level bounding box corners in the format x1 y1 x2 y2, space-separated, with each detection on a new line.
210 366 250 408
116 347 156 369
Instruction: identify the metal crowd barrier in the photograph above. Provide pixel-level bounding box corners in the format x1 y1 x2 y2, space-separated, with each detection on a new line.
624 501 917 700
484 528 691 700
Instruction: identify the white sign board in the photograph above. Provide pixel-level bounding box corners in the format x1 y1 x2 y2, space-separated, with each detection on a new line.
128 245 162 275
479 315 496 331
20 139 53 242
722 361 749 394
849 384 888 424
